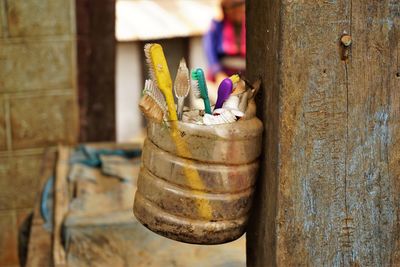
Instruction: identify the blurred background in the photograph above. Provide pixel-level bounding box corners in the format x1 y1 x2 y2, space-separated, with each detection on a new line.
116 0 220 141
0 0 246 266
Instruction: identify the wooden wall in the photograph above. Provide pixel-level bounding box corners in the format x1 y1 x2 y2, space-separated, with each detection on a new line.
246 0 400 266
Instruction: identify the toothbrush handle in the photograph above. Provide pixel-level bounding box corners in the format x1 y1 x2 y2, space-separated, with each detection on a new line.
215 96 227 110
177 97 185 120
203 98 212 114
164 93 178 121
167 102 178 121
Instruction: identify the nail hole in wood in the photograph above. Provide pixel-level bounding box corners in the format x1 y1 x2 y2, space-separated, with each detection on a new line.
396 72 400 78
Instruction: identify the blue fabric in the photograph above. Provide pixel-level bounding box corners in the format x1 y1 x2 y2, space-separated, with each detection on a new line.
40 176 54 231
69 145 142 167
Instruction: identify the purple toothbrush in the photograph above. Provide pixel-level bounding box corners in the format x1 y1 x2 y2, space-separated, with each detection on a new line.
215 78 233 110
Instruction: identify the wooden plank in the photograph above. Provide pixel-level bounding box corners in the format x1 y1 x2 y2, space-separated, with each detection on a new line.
247 0 400 266
245 1 282 266
26 149 57 267
65 222 246 267
53 146 71 267
276 2 350 265
346 2 400 265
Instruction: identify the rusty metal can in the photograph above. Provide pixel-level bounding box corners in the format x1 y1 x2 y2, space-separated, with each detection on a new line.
133 117 263 244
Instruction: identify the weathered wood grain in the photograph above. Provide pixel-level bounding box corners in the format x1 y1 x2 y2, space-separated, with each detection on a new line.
345 2 399 266
246 0 281 266
76 0 116 142
26 150 57 267
53 146 71 267
247 0 400 266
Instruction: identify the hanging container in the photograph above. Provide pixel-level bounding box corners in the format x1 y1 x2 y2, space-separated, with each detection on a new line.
133 116 263 244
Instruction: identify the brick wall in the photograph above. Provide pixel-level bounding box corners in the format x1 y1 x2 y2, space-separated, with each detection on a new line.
0 1 78 266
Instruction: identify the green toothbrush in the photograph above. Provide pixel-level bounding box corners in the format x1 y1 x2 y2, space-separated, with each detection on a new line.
191 68 211 114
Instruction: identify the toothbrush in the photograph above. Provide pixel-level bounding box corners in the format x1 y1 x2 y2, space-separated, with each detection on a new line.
139 95 165 123
143 79 167 112
174 58 190 120
215 78 233 110
191 68 212 114
144 43 177 121
139 80 167 122
229 74 240 85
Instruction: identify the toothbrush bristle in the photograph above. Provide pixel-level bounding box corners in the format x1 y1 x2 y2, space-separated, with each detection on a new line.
229 74 240 85
139 94 164 123
193 68 208 99
174 58 190 98
143 79 167 112
144 43 157 85
191 69 203 98
191 78 201 98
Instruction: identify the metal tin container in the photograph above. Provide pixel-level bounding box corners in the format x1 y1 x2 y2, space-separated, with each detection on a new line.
133 117 263 244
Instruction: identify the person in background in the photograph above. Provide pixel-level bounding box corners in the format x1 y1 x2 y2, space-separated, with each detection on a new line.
203 0 245 84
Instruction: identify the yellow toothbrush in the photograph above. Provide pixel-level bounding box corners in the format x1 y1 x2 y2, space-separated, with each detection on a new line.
144 43 177 121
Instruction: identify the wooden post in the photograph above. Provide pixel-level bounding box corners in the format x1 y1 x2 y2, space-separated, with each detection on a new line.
76 0 116 142
246 1 400 266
